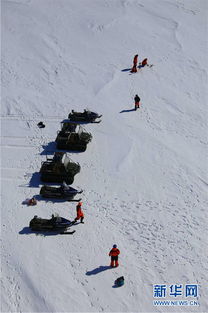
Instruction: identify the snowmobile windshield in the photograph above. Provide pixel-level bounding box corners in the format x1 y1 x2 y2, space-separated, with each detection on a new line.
63 155 79 173
63 155 71 169
78 126 83 137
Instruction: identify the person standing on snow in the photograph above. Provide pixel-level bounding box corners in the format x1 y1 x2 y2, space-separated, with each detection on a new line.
109 244 120 267
134 94 141 110
131 54 138 73
74 202 84 223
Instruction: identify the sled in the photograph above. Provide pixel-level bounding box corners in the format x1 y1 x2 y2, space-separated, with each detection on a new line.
40 152 80 184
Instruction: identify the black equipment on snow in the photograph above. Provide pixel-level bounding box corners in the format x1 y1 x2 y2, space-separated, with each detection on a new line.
29 214 74 231
37 122 45 128
68 109 102 123
56 123 92 152
40 152 80 184
115 276 125 287
40 184 83 201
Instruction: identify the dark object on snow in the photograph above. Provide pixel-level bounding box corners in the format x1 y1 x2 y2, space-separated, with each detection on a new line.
56 123 92 152
40 152 80 184
37 122 45 128
68 109 102 123
29 214 74 231
40 184 83 201
115 276 125 287
61 122 77 132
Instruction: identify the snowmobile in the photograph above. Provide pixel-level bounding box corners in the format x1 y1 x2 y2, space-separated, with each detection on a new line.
40 152 80 184
40 184 83 201
56 124 92 152
29 214 74 233
68 109 102 123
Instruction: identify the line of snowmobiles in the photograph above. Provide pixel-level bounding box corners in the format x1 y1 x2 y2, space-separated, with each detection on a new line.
28 109 101 234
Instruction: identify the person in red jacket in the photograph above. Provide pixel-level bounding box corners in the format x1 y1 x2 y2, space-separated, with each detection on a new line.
109 244 120 267
74 202 84 223
131 54 138 73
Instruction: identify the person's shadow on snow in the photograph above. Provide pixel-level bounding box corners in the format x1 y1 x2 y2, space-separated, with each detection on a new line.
86 266 112 275
120 109 135 113
121 68 131 72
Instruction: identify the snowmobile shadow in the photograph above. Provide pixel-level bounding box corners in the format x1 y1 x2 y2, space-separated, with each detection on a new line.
41 141 86 155
86 266 112 275
41 142 56 156
121 68 131 72
29 172 41 187
19 227 32 234
56 148 87 154
34 194 81 204
61 119 90 125
19 227 73 236
120 109 135 113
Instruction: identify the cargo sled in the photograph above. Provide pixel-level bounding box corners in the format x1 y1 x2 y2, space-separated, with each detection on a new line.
40 152 80 184
56 124 92 152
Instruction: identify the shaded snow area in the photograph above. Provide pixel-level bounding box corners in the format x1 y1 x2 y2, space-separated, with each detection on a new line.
1 0 208 312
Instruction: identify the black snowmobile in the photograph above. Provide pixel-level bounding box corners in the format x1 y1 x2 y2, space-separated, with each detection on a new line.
40 152 80 184
56 124 92 152
29 215 75 234
40 184 83 201
68 109 102 123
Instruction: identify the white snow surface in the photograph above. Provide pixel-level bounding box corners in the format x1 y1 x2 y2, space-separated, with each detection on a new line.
1 0 208 312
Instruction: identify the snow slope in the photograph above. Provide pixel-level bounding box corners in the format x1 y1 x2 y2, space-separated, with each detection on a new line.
1 0 208 312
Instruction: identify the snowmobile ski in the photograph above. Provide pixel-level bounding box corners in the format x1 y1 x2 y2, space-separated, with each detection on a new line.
67 198 82 202
91 119 102 123
60 230 76 235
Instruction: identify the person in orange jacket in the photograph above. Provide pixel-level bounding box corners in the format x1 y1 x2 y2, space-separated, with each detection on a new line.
109 244 120 267
74 202 84 223
131 54 138 73
141 58 148 67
